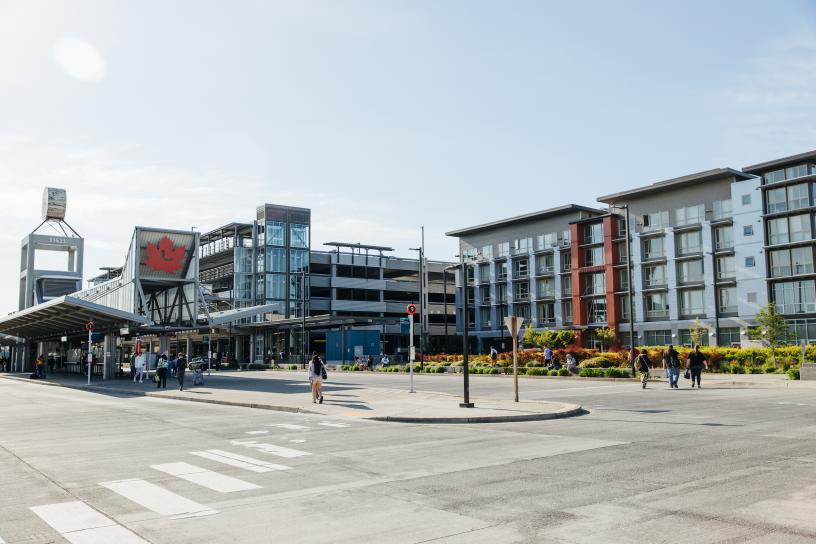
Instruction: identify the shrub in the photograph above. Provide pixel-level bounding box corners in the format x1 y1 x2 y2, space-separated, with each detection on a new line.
748 366 764 374
579 357 618 369
288 364 298 370
246 363 267 370
604 368 630 378
579 368 604 378
728 363 746 374
558 368 570 376
762 364 779 374
787 367 801 380
548 370 560 376
526 367 548 376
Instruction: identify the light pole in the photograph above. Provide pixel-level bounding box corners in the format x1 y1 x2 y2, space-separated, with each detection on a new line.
301 269 307 367
410 228 426 362
443 264 459 353
460 256 474 408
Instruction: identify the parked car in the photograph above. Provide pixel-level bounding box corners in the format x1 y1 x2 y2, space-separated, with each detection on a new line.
187 356 219 371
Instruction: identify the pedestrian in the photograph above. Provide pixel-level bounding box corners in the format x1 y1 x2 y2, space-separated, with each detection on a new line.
662 345 681 389
381 354 390 367
47 354 56 375
156 353 168 389
367 354 373 371
490 346 498 364
193 366 204 386
636 350 651 389
629 347 640 378
176 352 188 390
129 354 136 380
133 351 146 383
308 352 325 404
565 353 577 373
35 354 46 378
168 354 176 378
686 344 709 388
544 346 553 369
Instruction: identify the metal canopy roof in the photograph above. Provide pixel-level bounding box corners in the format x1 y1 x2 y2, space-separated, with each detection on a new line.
205 304 283 326
0 296 151 341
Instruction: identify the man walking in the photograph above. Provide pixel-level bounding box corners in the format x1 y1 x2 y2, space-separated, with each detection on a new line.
176 352 188 391
490 346 498 365
544 346 553 369
636 350 651 389
663 345 681 389
687 345 709 388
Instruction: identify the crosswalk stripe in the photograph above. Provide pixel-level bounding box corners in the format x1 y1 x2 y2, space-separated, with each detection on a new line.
30 501 148 544
100 479 217 519
151 462 261 493
269 423 311 430
230 440 312 458
245 430 269 435
191 450 291 472
319 422 348 428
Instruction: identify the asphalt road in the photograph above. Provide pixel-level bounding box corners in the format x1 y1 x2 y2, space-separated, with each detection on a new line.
1 373 816 543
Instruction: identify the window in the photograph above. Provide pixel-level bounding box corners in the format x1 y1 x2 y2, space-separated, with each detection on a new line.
290 224 309 248
618 268 630 291
587 297 607 324
466 266 475 284
266 247 286 273
642 211 669 232
537 232 557 250
716 255 735 279
713 199 732 220
789 214 812 242
675 204 705 226
770 249 791 277
536 254 554 274
265 274 286 299
643 264 667 287
536 278 555 298
266 221 285 246
718 327 741 346
513 258 529 278
676 231 702 256
537 302 555 325
747 292 757 304
290 249 309 273
773 280 816 314
617 217 628 236
584 246 604 266
619 295 631 321
479 264 490 283
788 184 810 211
583 223 603 244
496 262 508 281
744 225 754 236
497 242 510 258
585 272 606 295
645 292 669 319
562 275 573 296
480 288 491 304
714 225 734 251
513 281 529 301
679 289 705 317
771 247 814 277
514 304 531 321
745 256 756 267
679 329 709 347
644 330 671 346
766 188 787 213
467 287 475 304
677 259 704 284
511 238 531 255
765 169 786 184
616 242 628 264
719 286 737 314
562 300 573 324
741 194 751 206
481 245 493 260
768 218 787 244
642 237 665 260
768 164 810 183
561 251 572 272
496 285 507 304
479 310 491 329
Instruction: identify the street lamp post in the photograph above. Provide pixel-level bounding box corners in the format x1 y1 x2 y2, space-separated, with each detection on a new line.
460 257 474 408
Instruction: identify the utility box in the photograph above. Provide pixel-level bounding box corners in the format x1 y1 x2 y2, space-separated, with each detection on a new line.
325 330 380 362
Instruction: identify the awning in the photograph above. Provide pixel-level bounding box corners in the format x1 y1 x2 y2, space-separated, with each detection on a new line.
0 296 151 340
204 304 284 326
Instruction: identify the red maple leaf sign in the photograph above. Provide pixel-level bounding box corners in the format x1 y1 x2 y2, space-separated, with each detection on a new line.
145 236 188 274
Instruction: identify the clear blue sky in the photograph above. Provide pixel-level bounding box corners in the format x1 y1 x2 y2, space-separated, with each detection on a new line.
0 0 814 310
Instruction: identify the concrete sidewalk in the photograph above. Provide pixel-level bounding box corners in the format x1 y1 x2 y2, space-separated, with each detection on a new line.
0 372 583 423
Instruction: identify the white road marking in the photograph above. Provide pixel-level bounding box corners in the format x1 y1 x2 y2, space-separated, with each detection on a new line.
289 439 306 443
30 501 148 544
269 423 311 430
779 402 794 405
231 440 312 458
191 449 292 472
100 479 217 519
319 422 348 428
151 462 261 493
245 430 269 435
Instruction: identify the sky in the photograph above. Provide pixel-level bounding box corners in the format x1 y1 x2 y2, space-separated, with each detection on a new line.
0 0 815 312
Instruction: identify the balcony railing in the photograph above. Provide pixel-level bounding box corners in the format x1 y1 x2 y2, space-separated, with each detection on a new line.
646 309 669 319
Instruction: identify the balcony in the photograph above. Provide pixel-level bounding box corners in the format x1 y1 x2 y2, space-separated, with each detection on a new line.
646 309 669 319
536 267 555 276
715 240 734 252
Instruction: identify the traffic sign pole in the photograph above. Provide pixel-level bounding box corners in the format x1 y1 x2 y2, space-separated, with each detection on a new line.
86 321 95 385
504 316 524 402
407 304 416 393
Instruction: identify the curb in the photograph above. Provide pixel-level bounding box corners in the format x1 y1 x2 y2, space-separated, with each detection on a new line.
369 405 587 424
0 375 320 415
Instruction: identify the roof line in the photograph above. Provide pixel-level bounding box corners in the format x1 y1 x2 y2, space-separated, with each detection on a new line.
743 149 816 173
597 168 755 203
445 204 605 237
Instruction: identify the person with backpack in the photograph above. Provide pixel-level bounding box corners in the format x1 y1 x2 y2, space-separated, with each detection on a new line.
308 352 326 404
686 345 709 388
662 345 681 389
156 353 168 389
490 346 498 364
544 346 553 369
636 350 651 389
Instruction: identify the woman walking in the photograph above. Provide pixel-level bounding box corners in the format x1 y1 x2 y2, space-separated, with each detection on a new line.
308 352 325 404
156 353 168 389
176 352 188 391
636 350 651 389
686 345 709 388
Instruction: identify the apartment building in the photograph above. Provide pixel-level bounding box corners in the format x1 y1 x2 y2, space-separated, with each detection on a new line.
445 205 605 352
743 150 816 343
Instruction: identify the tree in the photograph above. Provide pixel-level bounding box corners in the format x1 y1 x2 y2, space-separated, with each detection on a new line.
689 318 707 347
593 327 617 352
522 326 538 348
749 303 792 366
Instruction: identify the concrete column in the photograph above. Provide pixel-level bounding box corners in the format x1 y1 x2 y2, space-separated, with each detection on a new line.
159 336 169 356
235 336 244 364
185 337 193 358
103 334 116 380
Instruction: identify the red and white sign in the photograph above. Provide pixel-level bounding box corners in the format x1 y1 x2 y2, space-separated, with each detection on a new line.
85 321 94 332
406 304 417 315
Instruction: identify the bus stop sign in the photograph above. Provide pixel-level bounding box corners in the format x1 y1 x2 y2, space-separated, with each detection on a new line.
86 321 94 332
